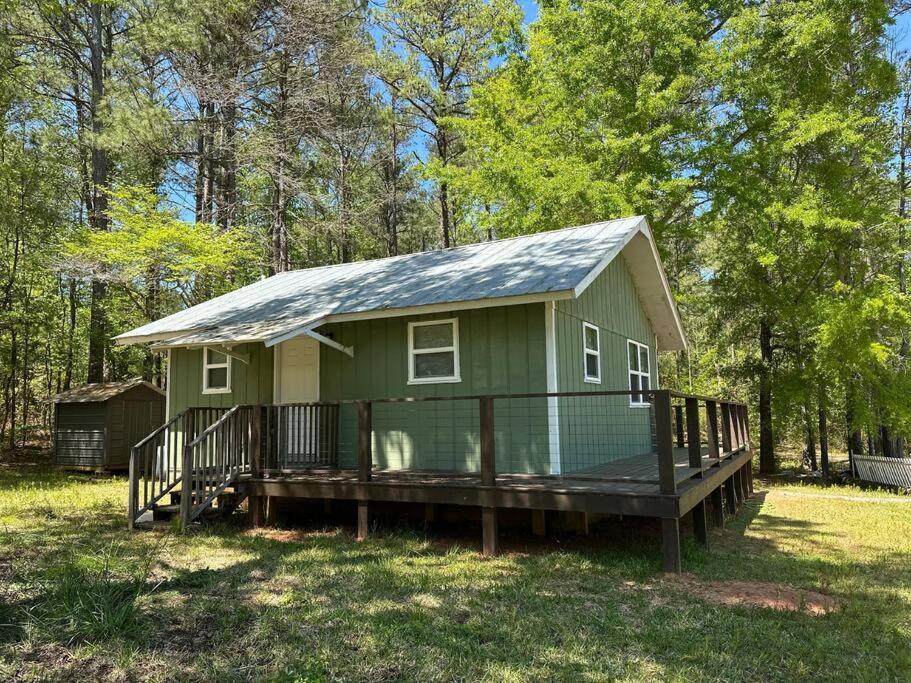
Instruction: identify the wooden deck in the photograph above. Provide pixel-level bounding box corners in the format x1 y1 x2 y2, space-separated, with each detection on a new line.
238 444 755 567
130 389 755 572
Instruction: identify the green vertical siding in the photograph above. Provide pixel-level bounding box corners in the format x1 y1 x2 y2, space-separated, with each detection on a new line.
555 257 658 472
319 304 550 473
168 343 273 418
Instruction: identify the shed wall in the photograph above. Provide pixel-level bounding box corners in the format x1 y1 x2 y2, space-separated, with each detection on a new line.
54 402 107 468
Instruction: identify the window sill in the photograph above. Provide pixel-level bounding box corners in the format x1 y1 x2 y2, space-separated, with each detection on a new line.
583 377 601 384
202 388 232 395
628 402 650 409
407 376 462 385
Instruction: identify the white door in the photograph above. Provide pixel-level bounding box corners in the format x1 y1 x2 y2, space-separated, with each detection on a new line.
275 336 320 464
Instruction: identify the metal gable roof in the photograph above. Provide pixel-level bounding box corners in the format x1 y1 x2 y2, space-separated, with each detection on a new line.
116 216 687 351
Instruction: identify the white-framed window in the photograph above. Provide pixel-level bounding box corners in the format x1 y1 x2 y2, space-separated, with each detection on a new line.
202 347 232 394
582 322 601 383
628 339 650 406
408 318 461 384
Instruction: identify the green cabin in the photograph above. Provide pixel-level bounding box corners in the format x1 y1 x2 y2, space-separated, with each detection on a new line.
117 217 686 476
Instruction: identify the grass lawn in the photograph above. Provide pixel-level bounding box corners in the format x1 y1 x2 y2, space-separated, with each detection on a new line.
0 465 908 682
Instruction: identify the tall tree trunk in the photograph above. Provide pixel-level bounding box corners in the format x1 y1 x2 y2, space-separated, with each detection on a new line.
818 387 830 477
758 319 775 474
86 2 112 383
64 278 76 390
804 400 817 471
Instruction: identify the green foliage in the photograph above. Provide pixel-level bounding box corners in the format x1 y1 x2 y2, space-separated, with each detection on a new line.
66 186 261 308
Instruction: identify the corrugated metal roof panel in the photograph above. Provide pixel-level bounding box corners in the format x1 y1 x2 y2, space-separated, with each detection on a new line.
118 217 647 344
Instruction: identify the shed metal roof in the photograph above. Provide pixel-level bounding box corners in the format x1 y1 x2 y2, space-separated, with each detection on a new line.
49 379 165 403
117 216 687 351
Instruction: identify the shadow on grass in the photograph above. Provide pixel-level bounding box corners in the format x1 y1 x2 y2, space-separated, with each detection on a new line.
3 481 911 680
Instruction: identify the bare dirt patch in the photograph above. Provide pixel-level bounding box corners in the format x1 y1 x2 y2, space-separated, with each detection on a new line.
667 574 839 616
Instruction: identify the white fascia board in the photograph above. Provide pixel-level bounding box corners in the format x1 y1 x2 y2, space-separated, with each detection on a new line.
115 329 206 346
572 216 687 352
572 216 646 299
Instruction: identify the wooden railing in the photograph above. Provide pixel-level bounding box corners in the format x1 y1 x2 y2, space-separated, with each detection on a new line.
129 403 342 529
181 405 260 527
264 403 340 470
349 389 750 496
127 407 228 529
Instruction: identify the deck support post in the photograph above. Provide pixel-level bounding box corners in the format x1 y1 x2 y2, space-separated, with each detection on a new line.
531 509 546 537
661 517 682 573
249 495 266 527
724 474 737 514
739 465 749 501
424 503 436 529
571 511 589 535
692 500 709 547
265 496 278 525
710 486 724 527
482 507 499 556
357 501 369 541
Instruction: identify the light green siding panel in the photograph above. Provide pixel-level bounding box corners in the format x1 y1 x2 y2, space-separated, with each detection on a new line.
555 257 658 472
319 304 549 473
168 343 273 418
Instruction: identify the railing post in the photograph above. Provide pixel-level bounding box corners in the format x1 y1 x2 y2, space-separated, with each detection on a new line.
479 397 496 487
654 391 676 494
357 401 372 482
250 405 262 476
705 400 719 460
180 440 192 532
685 397 702 471
479 396 498 556
357 401 372 541
720 402 732 453
128 446 139 530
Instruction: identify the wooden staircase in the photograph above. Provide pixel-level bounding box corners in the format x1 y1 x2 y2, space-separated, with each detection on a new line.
129 405 260 530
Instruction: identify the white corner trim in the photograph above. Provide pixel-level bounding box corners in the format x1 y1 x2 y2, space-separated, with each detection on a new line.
545 302 561 475
165 349 171 420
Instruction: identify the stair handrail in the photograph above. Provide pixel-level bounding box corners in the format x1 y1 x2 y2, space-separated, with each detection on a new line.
128 408 190 530
180 405 255 529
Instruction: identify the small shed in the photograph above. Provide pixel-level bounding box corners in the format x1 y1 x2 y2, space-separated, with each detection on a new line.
50 379 165 471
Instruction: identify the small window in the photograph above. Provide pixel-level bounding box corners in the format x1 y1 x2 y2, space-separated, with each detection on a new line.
408 319 460 384
202 347 231 394
628 340 650 406
583 322 600 383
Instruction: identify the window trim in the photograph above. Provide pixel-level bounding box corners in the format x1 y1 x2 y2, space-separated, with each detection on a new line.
627 339 650 407
582 322 601 384
407 318 461 385
202 346 232 395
